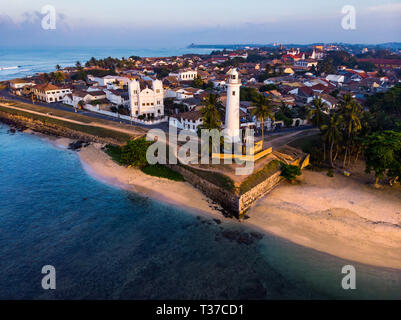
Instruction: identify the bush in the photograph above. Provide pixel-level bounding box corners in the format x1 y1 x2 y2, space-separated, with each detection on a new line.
120 138 153 168
327 168 334 177
280 163 301 182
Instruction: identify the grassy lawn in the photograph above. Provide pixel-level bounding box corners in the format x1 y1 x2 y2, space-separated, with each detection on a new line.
141 164 185 182
239 160 281 195
0 105 133 143
181 164 236 193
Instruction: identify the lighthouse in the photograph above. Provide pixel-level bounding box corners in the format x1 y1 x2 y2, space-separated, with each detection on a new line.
225 68 241 142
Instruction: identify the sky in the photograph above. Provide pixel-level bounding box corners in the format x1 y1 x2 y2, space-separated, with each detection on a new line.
0 0 400 48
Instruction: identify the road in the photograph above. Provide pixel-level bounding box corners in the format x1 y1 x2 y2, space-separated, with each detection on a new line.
0 89 169 132
0 89 312 137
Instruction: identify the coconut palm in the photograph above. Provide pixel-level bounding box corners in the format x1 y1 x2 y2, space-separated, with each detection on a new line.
251 95 275 142
199 95 223 155
307 97 328 129
321 114 342 167
339 94 362 167
200 94 222 130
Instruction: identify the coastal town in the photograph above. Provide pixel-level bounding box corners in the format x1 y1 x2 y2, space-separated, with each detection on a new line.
4 44 401 133
1 42 401 273
2 0 401 304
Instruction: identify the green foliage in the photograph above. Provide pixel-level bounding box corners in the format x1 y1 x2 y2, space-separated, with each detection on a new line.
239 160 281 194
119 138 153 168
240 86 263 103
366 84 401 119
192 75 204 88
280 163 302 182
141 164 185 181
363 130 401 183
259 84 278 92
154 67 170 79
200 94 222 130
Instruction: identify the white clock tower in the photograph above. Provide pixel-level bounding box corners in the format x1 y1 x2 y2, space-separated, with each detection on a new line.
225 68 241 142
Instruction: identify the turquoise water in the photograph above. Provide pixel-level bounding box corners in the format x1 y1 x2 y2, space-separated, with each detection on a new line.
0 123 401 299
0 47 215 81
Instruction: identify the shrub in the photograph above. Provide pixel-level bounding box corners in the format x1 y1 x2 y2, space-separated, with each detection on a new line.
280 163 301 182
119 138 153 168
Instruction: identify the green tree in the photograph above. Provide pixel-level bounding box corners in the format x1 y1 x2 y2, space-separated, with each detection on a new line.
55 64 61 71
363 131 401 185
200 94 222 130
321 114 342 167
54 71 66 84
192 75 204 88
280 163 302 183
338 94 363 167
251 95 275 142
120 138 153 168
307 98 328 129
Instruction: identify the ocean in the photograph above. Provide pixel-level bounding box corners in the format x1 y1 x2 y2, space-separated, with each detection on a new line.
1 123 401 299
0 47 215 81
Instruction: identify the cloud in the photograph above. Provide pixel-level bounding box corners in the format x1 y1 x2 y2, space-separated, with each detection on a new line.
366 3 401 13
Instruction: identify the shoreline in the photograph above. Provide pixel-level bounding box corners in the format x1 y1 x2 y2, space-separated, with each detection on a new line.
76 142 401 270
14 124 401 271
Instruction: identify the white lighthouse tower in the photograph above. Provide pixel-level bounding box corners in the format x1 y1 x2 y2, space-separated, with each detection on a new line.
225 68 241 142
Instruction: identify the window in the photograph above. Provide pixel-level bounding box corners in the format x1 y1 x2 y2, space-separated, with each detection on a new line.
232 91 236 96
156 89 160 93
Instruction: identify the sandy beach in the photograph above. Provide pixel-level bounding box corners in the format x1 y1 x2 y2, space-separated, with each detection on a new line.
73 142 401 270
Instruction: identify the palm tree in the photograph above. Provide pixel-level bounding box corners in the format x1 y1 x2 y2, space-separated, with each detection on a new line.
321 114 342 167
55 64 61 71
200 94 222 155
251 95 275 142
200 94 222 130
75 61 82 69
339 94 362 167
307 97 328 129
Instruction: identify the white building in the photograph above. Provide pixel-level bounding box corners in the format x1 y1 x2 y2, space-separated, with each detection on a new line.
224 68 241 141
105 89 129 106
169 110 203 132
32 84 72 103
128 79 164 117
326 74 345 84
169 69 197 81
9 79 35 95
72 91 106 109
